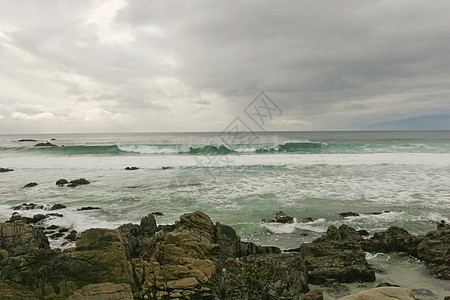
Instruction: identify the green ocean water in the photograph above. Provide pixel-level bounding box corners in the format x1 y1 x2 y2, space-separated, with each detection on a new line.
0 131 449 298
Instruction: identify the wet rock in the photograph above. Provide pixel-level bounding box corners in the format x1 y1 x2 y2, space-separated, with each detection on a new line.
275 211 294 223
411 288 435 298
11 203 44 210
68 282 133 300
339 212 360 218
152 212 164 216
363 226 418 253
56 179 68 186
31 214 48 224
68 178 90 187
49 232 64 239
261 218 276 223
58 228 69 233
299 217 314 223
377 282 400 287
357 229 370 236
47 213 63 218
50 203 66 210
77 206 100 211
300 224 375 284
124 167 139 170
65 230 77 242
18 139 37 142
34 142 56 147
324 282 350 298
340 287 416 299
23 182 38 188
162 166 173 170
0 168 14 173
8 213 48 225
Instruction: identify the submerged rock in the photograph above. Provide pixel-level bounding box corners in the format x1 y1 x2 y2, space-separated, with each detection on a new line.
339 212 360 218
340 287 416 299
34 142 56 147
56 179 68 186
68 178 90 187
124 167 139 170
23 182 38 188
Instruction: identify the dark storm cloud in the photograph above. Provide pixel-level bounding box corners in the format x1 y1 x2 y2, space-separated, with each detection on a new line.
0 0 449 133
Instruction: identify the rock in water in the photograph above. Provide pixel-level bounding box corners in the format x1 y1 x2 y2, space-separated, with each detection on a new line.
340 287 416 299
339 212 360 218
275 211 294 223
56 179 68 186
23 182 38 188
77 206 100 211
18 139 37 142
68 178 90 187
300 224 375 284
50 203 66 210
124 167 139 170
0 168 14 173
34 142 56 147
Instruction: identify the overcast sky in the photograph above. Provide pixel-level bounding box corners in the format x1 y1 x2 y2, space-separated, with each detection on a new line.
0 0 449 133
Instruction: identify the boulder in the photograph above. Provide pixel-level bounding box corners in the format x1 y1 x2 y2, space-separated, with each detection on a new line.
69 282 133 300
275 211 294 223
339 212 360 218
56 179 69 186
339 287 416 299
0 220 49 256
363 226 418 253
23 182 38 188
68 178 90 187
300 225 375 284
11 203 44 210
50 203 66 210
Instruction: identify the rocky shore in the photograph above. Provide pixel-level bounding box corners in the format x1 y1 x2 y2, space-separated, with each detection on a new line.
0 210 448 299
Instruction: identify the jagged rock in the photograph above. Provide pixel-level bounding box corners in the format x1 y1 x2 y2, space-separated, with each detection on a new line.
300 224 375 284
275 211 294 223
69 282 133 299
34 142 56 147
8 212 48 225
212 253 309 299
363 226 418 253
339 287 416 299
339 212 360 218
0 168 14 173
56 179 69 186
11 203 44 210
124 167 139 170
77 206 100 211
23 182 38 188
0 220 49 256
50 203 66 210
68 178 90 187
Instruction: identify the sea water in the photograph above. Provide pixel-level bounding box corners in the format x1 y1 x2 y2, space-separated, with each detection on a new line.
0 131 449 298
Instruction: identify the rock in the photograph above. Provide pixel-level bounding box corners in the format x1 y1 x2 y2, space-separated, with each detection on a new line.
377 282 400 287
299 217 314 223
49 232 64 239
162 166 173 170
50 203 66 210
275 211 294 223
300 224 375 284
56 179 69 186
8 213 48 225
339 287 416 299
58 228 69 233
23 182 38 188
152 212 164 216
68 178 90 187
31 214 48 223
357 229 370 236
411 288 435 298
339 212 360 218
212 253 309 299
34 142 56 147
139 214 157 236
65 230 77 242
47 213 63 218
18 139 37 142
0 220 49 256
69 282 134 300
124 167 139 170
261 218 276 223
11 203 44 210
77 206 100 211
47 225 59 230
364 226 417 253
299 290 323 300
0 168 14 173
324 282 350 298
0 249 9 260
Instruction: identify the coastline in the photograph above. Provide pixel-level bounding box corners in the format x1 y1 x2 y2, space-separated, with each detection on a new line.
0 209 448 299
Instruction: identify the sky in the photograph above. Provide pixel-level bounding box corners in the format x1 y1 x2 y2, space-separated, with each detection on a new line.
0 0 449 133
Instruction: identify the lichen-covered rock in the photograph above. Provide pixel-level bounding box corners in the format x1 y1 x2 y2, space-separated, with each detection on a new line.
0 220 49 256
339 287 416 299
212 253 309 299
300 225 375 284
69 282 134 300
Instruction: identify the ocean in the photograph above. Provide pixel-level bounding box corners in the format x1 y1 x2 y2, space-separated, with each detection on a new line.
1 130 449 297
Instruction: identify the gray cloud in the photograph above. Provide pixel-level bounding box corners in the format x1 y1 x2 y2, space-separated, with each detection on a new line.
0 0 449 133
